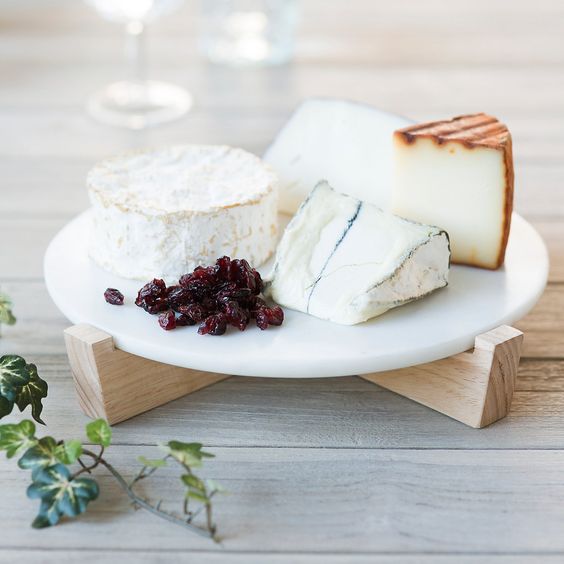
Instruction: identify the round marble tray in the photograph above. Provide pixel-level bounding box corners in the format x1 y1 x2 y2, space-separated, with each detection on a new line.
44 210 548 378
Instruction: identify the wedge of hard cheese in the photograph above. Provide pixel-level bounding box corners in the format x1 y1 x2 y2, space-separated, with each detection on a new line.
391 113 514 270
267 181 450 325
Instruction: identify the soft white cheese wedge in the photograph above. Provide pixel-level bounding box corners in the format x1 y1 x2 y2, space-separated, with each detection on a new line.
267 182 450 325
264 98 410 214
391 113 514 270
88 145 278 281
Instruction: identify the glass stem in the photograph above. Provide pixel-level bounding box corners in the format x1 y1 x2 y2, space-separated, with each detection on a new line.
125 20 146 83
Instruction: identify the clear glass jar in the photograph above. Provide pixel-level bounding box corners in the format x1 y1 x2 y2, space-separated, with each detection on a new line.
200 0 299 66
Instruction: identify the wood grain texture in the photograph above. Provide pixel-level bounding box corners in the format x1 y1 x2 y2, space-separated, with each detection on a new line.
2 354 564 450
64 324 229 424
1 0 564 559
1 554 561 564
1 447 564 553
362 326 523 428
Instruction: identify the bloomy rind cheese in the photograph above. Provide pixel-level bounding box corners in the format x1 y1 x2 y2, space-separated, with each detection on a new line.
393 113 514 270
88 145 278 281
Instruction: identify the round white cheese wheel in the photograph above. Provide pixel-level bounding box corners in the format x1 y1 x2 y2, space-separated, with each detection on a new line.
88 145 278 281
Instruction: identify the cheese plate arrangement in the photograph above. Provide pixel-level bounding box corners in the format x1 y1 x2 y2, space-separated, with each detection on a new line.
45 99 548 427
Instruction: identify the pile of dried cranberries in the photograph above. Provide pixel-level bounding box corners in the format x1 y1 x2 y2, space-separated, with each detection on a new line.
104 257 284 336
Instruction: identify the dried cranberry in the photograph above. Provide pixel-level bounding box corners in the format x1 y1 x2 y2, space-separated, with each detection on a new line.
177 303 207 323
192 265 219 285
132 257 283 336
178 273 193 287
146 301 170 315
104 288 124 306
201 296 218 312
252 270 264 295
184 279 213 302
256 306 284 330
247 296 267 317
167 285 192 310
223 300 250 331
137 278 166 299
216 283 252 304
266 306 284 326
229 258 251 286
158 309 177 331
198 313 227 336
216 256 231 280
135 278 168 314
176 313 196 326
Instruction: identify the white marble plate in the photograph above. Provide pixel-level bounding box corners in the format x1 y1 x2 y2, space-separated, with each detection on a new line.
44 210 548 378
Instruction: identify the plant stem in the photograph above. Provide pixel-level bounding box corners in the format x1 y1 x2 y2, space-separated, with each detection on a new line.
77 457 92 474
129 459 166 488
81 449 216 540
72 446 104 478
206 501 214 535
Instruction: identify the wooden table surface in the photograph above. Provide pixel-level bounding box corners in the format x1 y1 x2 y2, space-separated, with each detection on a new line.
1 0 563 561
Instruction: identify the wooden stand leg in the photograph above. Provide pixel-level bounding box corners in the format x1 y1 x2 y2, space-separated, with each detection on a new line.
64 323 523 429
64 324 230 425
360 325 523 428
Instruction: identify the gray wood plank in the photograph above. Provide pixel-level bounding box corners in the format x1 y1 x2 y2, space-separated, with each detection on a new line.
0 551 561 564
0 447 563 553
0 348 563 450
517 360 564 391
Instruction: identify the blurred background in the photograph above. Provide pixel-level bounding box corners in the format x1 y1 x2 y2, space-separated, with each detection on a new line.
1 0 562 220
0 0 561 273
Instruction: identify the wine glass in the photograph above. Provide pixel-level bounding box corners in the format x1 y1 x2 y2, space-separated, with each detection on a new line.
85 0 192 130
200 0 298 67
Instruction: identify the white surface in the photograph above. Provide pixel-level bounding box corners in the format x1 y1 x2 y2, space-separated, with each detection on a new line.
267 181 450 325
264 98 411 213
45 210 548 378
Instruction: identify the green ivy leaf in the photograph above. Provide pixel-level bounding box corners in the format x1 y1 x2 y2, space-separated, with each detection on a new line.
27 464 99 528
164 441 214 468
181 473 206 492
56 440 83 465
18 436 59 477
0 396 14 419
86 419 112 447
206 479 226 494
0 420 37 459
138 455 167 468
0 293 16 326
14 364 48 425
0 356 31 403
186 490 209 504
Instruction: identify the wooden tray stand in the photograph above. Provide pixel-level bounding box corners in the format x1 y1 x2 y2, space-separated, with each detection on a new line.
64 324 523 428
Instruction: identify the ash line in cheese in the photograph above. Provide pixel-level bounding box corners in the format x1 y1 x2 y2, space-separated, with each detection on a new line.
306 201 363 312
267 181 451 325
